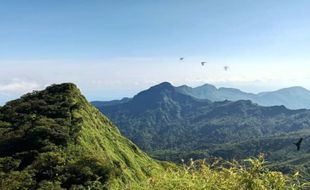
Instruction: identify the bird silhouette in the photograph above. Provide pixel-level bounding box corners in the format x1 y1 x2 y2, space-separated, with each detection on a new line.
294 138 303 151
201 62 206 66
224 66 229 71
179 57 184 61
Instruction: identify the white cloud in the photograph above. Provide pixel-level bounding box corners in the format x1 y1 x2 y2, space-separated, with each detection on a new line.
1 57 310 101
0 79 43 93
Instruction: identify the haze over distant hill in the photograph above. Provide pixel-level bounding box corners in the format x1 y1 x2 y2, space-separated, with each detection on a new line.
176 84 310 109
94 82 310 177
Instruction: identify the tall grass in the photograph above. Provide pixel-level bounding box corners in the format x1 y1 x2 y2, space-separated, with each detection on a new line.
128 154 309 190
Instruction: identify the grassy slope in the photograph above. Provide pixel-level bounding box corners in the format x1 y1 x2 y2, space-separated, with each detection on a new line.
0 83 163 189
70 88 163 187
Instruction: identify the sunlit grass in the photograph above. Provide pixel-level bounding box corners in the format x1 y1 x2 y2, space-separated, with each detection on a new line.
127 154 309 190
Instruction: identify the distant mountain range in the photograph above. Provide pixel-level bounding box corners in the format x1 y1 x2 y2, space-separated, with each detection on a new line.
93 82 310 177
176 84 310 109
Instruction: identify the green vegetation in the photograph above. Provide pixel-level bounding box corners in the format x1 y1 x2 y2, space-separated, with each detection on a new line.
97 82 310 178
133 155 309 190
0 83 162 189
0 83 308 189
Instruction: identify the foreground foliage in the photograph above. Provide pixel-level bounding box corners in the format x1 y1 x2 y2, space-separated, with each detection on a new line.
131 155 309 190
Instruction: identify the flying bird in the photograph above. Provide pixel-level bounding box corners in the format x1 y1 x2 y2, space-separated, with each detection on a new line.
179 57 184 61
294 138 303 151
224 66 229 71
201 62 206 66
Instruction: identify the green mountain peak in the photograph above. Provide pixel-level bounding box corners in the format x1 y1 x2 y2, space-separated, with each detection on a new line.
0 83 162 189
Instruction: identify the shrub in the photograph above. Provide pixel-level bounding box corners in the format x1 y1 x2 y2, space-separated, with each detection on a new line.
130 155 309 190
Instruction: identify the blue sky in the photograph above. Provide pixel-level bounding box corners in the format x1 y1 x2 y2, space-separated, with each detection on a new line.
1 1 310 104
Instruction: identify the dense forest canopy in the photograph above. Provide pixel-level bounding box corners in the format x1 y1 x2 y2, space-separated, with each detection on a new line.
97 82 310 179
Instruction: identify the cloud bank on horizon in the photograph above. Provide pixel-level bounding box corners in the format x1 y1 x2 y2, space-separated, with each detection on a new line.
1 57 310 105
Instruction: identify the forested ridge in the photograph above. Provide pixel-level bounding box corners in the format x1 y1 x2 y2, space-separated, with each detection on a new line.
0 83 308 189
97 82 310 179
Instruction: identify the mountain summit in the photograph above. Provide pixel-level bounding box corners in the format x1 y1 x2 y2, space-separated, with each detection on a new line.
109 82 208 114
133 82 175 102
0 83 162 189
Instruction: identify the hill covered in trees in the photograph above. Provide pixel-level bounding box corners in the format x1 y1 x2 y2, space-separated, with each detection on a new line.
0 83 163 189
0 83 308 189
96 82 310 178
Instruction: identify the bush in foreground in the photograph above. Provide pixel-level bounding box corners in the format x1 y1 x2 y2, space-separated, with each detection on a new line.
129 155 309 190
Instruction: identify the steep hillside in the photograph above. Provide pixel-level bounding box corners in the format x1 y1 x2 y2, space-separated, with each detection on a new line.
97 82 310 176
99 82 212 151
0 83 162 189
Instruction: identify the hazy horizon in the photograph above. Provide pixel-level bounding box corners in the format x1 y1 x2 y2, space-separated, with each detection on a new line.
1 79 310 106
